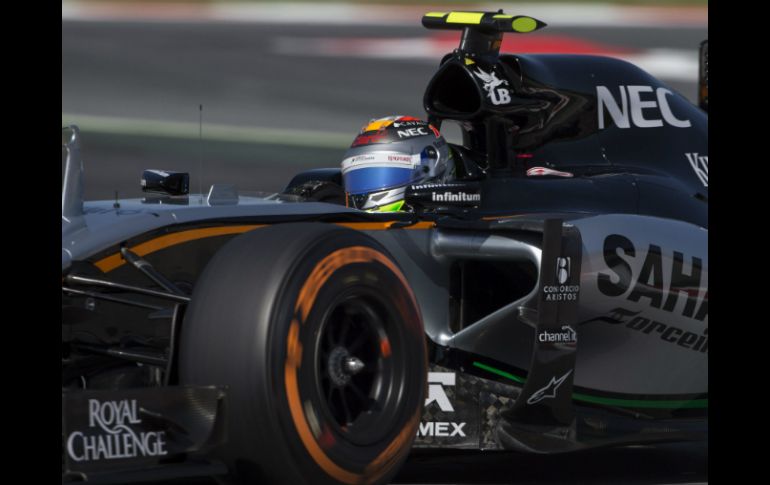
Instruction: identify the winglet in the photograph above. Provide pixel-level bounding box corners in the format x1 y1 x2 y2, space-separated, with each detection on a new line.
422 11 546 59
422 11 546 33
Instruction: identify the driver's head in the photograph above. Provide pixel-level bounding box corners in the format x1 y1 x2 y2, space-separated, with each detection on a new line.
342 116 451 211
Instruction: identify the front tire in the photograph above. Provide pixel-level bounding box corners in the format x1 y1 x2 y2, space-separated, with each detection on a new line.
179 223 426 485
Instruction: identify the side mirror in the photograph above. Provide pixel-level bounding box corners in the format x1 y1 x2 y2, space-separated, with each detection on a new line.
141 170 190 196
404 181 481 211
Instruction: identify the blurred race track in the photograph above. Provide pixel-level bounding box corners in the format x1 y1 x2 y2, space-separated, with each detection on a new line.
139 443 707 485
396 444 707 484
62 15 707 200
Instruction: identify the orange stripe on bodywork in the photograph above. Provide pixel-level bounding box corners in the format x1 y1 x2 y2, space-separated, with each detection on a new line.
93 225 264 273
335 221 435 231
93 221 434 274
286 246 418 484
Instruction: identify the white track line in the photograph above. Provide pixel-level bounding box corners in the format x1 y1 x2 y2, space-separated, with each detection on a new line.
62 113 351 148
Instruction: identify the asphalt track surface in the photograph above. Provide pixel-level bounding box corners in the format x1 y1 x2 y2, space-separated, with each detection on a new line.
145 443 707 485
62 16 707 485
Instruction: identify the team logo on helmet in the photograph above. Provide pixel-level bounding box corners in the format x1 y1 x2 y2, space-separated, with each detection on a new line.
351 116 438 148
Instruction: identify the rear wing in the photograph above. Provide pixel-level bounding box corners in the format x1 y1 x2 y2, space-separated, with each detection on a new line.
699 40 708 112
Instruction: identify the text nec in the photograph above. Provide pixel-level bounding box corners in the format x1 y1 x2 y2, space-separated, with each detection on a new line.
597 85 691 130
398 127 428 138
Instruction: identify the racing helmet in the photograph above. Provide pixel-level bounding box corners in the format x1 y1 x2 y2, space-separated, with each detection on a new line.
342 116 451 211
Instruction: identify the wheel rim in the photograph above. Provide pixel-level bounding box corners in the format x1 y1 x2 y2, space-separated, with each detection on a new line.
315 290 404 446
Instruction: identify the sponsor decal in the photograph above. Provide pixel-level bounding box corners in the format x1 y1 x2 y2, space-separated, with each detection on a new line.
543 256 579 302
685 152 708 187
387 154 412 162
543 284 580 301
397 127 429 138
538 325 577 345
425 372 455 412
584 307 708 353
392 120 423 128
412 182 466 190
582 307 642 325
66 399 168 463
597 235 707 321
527 166 573 178
473 68 512 106
556 257 571 284
431 191 481 203
341 152 419 173
351 132 388 147
351 155 375 163
417 421 466 438
527 370 572 405
419 373 467 438
597 85 691 129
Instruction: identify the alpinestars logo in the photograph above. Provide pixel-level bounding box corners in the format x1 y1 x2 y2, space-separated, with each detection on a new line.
685 153 708 187
66 399 168 462
527 370 573 405
473 68 511 105
419 373 466 438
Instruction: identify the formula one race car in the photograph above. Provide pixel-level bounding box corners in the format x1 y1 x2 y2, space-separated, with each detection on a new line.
62 11 708 485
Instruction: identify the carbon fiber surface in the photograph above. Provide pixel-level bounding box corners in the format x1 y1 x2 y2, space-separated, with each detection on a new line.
414 365 521 450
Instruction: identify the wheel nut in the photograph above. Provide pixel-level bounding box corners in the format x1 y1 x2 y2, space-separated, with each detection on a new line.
343 356 365 375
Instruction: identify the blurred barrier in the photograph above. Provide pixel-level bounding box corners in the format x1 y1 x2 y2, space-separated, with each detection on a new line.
62 1 708 28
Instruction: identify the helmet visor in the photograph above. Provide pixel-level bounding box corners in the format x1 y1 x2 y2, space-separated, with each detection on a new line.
341 152 424 195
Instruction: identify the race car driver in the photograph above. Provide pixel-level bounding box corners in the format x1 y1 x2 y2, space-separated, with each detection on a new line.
341 115 454 212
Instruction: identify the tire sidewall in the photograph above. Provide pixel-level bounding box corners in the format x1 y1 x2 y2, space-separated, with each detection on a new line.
180 224 426 485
